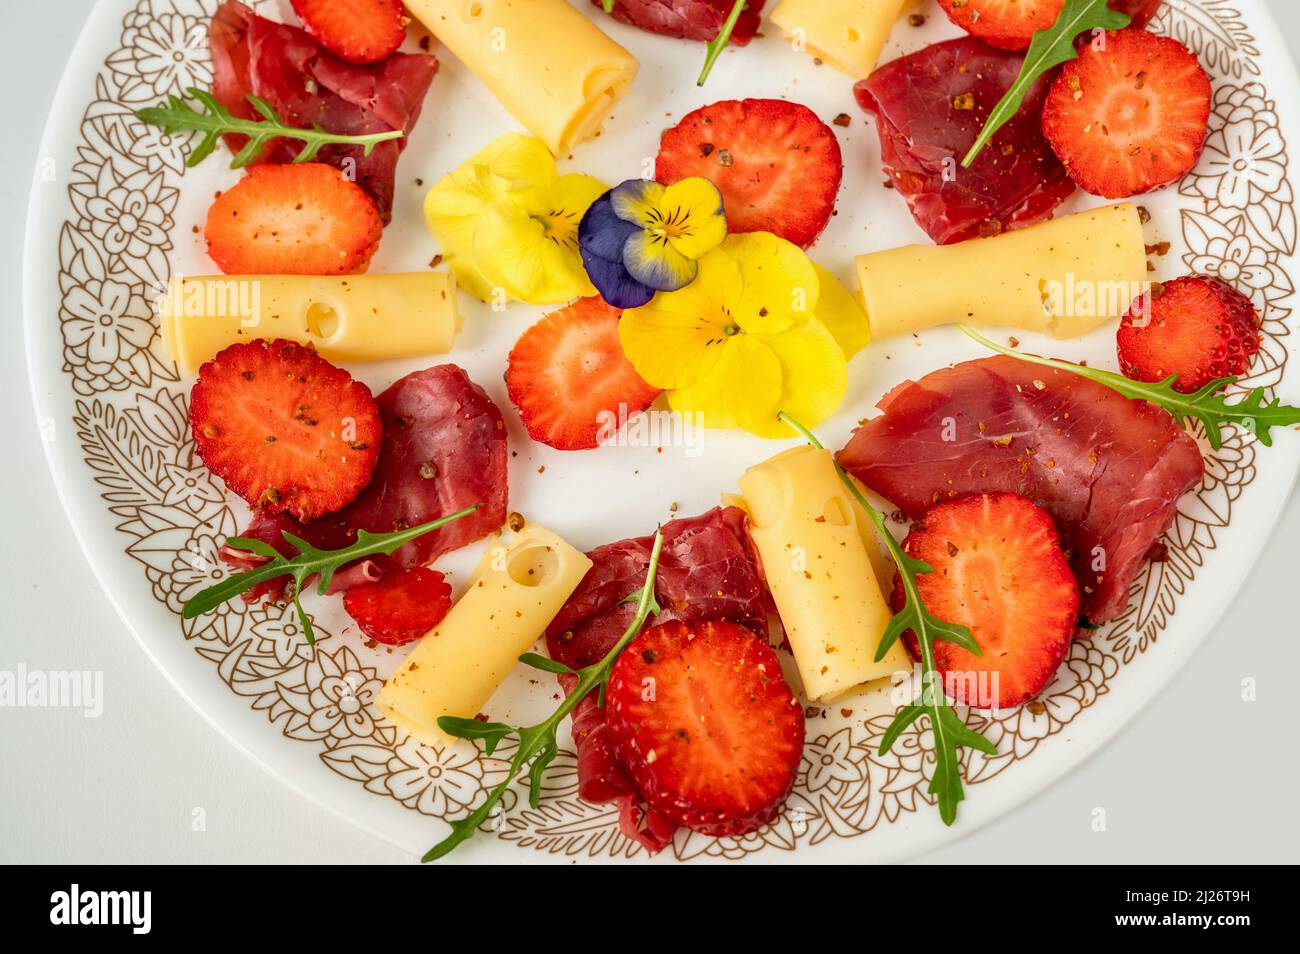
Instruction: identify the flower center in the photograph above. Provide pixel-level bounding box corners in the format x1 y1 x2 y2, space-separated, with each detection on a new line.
538 209 580 250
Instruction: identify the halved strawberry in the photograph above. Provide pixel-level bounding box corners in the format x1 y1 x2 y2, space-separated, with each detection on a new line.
1042 29 1211 198
891 493 1080 709
655 99 842 249
190 339 382 522
505 297 660 451
606 619 804 837
291 0 406 65
937 1 1163 51
343 566 453 645
205 163 384 275
1117 275 1261 394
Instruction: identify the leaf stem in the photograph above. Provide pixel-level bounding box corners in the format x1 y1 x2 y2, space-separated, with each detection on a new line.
697 0 747 86
423 530 666 861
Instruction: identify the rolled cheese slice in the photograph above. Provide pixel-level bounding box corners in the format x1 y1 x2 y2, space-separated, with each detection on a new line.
160 273 460 374
377 524 593 749
406 0 638 155
737 446 910 702
770 0 919 78
857 202 1148 340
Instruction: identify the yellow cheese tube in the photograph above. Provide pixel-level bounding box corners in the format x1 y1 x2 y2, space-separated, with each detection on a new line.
160 273 460 374
857 202 1148 340
377 524 593 749
737 446 909 702
406 0 638 154
770 0 918 78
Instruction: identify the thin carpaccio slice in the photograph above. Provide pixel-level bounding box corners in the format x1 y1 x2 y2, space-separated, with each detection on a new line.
210 0 437 222
836 356 1204 626
544 506 770 852
594 0 766 45
222 364 507 597
854 36 1076 245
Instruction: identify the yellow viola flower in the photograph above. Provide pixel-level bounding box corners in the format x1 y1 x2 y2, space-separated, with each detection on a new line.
620 232 851 438
423 133 605 305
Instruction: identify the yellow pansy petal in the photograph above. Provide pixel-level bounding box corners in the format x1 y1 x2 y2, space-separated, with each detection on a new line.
621 248 745 387
621 295 727 390
745 318 848 438
667 335 782 431
812 263 871 360
468 133 559 208
535 172 608 241
610 179 667 227
661 177 727 260
725 232 820 335
472 202 595 305
424 164 507 302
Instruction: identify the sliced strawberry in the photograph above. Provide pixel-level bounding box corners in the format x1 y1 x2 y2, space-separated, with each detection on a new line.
190 339 382 522
937 1 1162 51
891 493 1080 709
655 99 842 249
606 619 804 837
505 297 660 451
1042 29 1211 198
343 566 453 645
291 0 406 65
1117 275 1261 394
205 163 384 275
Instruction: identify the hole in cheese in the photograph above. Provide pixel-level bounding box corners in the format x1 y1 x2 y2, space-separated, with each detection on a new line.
304 301 340 340
821 496 851 528
847 27 861 44
508 545 558 587
464 1 484 20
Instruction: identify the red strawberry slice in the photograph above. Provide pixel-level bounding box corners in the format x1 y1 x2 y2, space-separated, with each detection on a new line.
1042 29 1211 199
190 339 382 522
343 566 453 645
1117 275 1261 394
891 493 1080 709
291 0 406 65
937 1 1164 51
505 297 660 451
606 619 804 837
655 99 843 249
205 163 384 275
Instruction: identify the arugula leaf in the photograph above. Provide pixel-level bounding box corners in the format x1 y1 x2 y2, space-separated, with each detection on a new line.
137 87 405 170
777 413 996 826
961 0 1130 168
423 530 667 861
182 503 483 645
697 0 748 86
957 324 1300 449
601 0 614 12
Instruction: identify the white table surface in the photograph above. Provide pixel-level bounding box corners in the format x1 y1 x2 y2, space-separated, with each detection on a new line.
4 0 1299 865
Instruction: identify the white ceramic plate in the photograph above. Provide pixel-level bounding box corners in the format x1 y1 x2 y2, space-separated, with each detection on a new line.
24 0 1300 863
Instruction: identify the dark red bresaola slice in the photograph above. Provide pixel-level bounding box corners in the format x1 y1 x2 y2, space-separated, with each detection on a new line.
544 506 770 852
222 364 507 597
594 0 766 45
836 356 1204 626
209 0 437 222
854 36 1075 245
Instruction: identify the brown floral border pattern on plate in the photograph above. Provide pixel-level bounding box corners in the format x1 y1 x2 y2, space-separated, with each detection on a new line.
51 0 1292 859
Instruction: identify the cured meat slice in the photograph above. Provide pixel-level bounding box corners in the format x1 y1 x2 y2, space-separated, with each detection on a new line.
594 0 766 45
210 0 437 221
836 356 1204 625
223 364 507 594
854 36 1075 245
544 506 770 850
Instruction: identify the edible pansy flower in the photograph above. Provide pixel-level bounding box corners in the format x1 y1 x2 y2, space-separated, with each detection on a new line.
620 232 863 438
424 133 606 305
579 177 727 309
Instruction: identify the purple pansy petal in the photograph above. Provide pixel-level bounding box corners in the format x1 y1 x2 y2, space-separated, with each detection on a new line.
579 192 640 262
609 178 664 227
581 245 656 309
